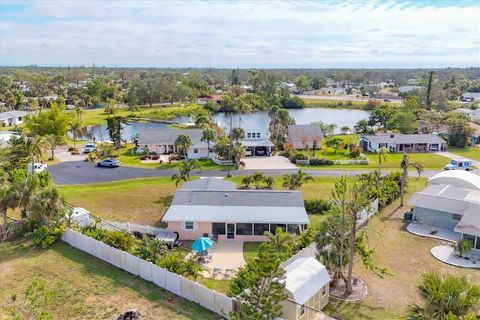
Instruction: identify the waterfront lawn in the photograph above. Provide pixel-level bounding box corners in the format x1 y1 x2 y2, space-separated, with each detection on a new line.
302 98 398 109
448 146 480 160
75 104 203 126
0 240 217 320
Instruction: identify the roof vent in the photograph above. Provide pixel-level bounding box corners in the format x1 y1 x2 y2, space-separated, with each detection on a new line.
224 193 229 197
390 134 394 138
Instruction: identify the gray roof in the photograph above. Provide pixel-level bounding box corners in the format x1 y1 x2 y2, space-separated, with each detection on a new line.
283 257 331 305
182 178 236 191
462 92 480 98
361 133 445 144
137 128 203 145
398 85 424 93
171 189 304 207
287 124 323 141
0 111 28 120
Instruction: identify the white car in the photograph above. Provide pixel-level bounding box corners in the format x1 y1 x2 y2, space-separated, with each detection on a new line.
83 143 97 153
245 150 253 156
28 163 48 173
444 159 473 171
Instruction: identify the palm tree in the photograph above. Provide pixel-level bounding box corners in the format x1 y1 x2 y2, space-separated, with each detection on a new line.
0 173 12 227
174 134 192 159
69 120 83 149
265 227 294 257
201 128 216 160
30 187 66 225
8 169 40 218
263 176 274 189
241 176 252 189
232 141 245 168
194 113 212 128
454 239 472 258
171 160 201 187
282 170 314 190
408 272 480 319
251 172 265 189
400 154 424 206
377 146 389 173
45 134 62 161
231 127 245 142
75 105 84 120
24 135 48 171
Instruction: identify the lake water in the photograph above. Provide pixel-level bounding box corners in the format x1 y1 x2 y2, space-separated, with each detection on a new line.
80 107 369 141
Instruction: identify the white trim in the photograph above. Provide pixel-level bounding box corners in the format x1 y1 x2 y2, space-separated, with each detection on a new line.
182 221 197 231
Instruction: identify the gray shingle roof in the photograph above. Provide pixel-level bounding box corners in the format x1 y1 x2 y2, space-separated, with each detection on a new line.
137 128 203 145
171 189 305 207
287 124 323 141
182 178 236 191
361 133 445 144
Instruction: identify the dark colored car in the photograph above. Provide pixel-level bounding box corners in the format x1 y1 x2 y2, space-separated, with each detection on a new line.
97 158 121 168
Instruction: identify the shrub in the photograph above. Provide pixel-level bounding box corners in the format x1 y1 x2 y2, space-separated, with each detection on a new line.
151 155 160 160
291 153 308 164
281 96 306 109
309 158 334 165
31 222 66 248
86 152 99 162
304 199 332 214
70 149 80 155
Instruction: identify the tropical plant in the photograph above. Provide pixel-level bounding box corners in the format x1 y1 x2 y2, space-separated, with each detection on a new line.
45 134 62 161
408 272 480 319
69 120 83 149
232 141 245 168
264 227 294 258
171 159 201 186
135 237 167 262
29 187 67 227
174 134 192 159
281 170 314 190
241 176 252 189
400 153 424 206
106 116 128 149
251 172 265 189
454 239 472 258
201 128 216 160
194 112 212 128
263 176 274 189
230 127 245 142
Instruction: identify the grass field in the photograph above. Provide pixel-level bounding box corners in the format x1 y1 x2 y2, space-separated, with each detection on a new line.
448 146 480 160
0 240 217 320
302 98 398 110
243 242 261 264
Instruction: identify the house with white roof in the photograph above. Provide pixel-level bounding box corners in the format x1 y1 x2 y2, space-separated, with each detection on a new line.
461 92 480 102
281 256 331 320
0 111 28 126
0 131 19 148
360 133 446 153
409 171 480 254
162 178 309 241
136 128 215 160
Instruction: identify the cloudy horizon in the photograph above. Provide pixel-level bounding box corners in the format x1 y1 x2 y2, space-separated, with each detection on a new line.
1 0 479 68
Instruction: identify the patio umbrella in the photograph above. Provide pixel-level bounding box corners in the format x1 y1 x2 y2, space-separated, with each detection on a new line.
191 237 214 252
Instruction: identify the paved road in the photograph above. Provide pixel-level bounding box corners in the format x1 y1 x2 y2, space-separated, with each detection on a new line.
49 161 444 185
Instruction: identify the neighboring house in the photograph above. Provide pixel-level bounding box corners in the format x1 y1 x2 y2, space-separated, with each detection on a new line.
397 85 424 94
198 95 223 105
456 108 480 124
360 133 446 153
162 178 309 241
461 92 480 102
281 256 331 320
287 124 323 150
242 128 274 156
0 111 28 126
137 128 215 159
0 131 18 148
469 122 480 145
409 171 480 254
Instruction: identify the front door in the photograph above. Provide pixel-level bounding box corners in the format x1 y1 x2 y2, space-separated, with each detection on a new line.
227 223 235 240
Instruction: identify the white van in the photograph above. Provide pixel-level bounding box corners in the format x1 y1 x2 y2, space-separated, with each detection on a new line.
27 163 48 173
444 159 473 171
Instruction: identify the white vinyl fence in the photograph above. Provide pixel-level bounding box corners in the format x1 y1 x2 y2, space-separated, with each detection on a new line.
99 220 166 235
281 243 317 269
62 229 233 318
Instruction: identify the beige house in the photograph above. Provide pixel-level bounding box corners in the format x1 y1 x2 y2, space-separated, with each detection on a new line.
281 257 331 320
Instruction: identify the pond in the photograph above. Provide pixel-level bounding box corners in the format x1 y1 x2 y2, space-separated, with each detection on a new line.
79 107 369 141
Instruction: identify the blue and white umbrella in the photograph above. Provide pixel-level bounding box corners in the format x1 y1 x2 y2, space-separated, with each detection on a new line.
191 237 214 252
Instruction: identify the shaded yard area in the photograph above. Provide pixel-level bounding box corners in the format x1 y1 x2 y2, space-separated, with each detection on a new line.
0 240 217 320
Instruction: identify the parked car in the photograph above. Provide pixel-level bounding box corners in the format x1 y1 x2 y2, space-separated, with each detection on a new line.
83 143 97 153
245 149 252 156
97 158 121 168
27 162 48 173
255 149 266 156
444 159 473 171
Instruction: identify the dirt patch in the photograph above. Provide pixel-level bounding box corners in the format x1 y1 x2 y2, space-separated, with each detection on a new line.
330 276 368 302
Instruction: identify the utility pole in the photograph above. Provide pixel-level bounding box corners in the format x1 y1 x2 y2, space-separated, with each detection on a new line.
426 71 434 110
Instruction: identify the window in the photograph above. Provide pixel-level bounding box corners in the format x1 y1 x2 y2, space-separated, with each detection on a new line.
254 223 270 236
300 304 306 316
184 222 195 230
236 223 253 235
270 224 286 234
287 224 300 234
322 285 327 297
463 234 476 248
256 133 260 138
193 148 198 153
212 222 226 235
453 214 462 221
476 236 480 250
247 133 251 138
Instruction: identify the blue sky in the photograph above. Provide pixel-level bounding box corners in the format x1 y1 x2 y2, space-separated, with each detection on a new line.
0 0 479 68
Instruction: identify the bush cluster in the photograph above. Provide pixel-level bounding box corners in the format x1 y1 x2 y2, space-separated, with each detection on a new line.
304 199 332 215
290 153 308 163
309 157 334 165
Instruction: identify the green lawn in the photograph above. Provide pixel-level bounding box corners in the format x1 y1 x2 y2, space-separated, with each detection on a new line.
0 240 217 320
75 104 204 126
302 98 399 110
243 242 261 264
448 146 480 160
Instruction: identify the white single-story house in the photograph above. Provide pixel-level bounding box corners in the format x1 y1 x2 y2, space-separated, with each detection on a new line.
461 92 480 102
0 131 18 148
137 128 215 160
287 124 323 150
360 133 446 153
409 171 480 254
162 178 309 241
281 256 331 320
0 111 28 126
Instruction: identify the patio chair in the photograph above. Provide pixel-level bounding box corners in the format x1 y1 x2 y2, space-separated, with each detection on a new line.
225 268 235 277
213 266 221 276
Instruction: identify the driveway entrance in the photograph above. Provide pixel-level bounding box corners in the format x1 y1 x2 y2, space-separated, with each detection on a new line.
241 156 297 170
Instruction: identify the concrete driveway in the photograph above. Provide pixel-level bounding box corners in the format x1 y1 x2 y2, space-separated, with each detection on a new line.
241 156 297 170
435 151 480 168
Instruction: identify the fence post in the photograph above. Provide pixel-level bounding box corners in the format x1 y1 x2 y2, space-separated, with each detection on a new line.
127 222 130 232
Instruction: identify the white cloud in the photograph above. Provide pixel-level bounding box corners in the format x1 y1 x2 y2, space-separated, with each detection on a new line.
0 1 479 67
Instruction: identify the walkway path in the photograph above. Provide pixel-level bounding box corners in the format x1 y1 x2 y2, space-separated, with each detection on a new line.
435 151 480 168
431 246 480 269
406 222 461 242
